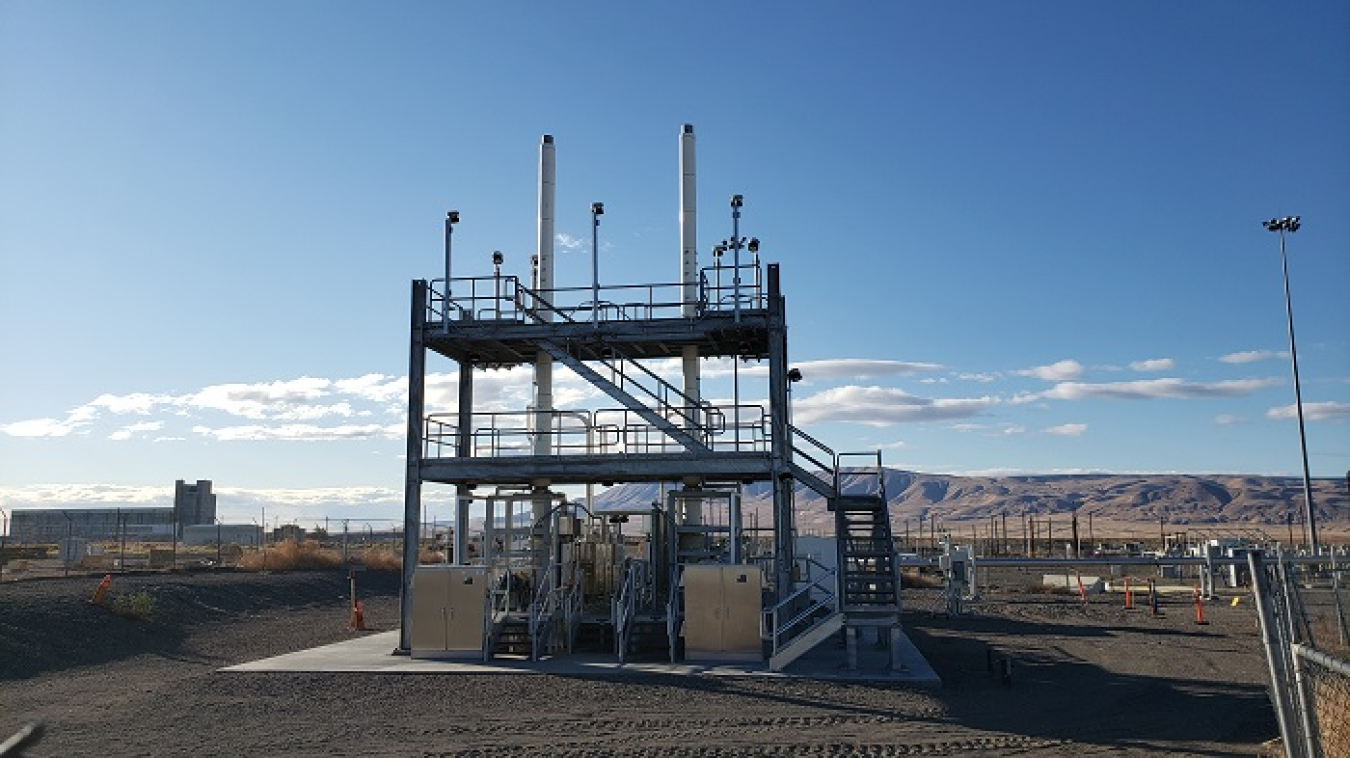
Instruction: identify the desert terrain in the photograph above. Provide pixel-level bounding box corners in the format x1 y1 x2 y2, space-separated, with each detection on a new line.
0 567 1280 756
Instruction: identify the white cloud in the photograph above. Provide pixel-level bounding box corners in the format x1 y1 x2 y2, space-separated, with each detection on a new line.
1038 377 1281 401
1045 423 1088 437
185 377 333 419
793 386 996 426
1214 414 1246 426
109 421 164 441
192 423 402 441
788 359 944 380
2 417 84 437
1019 359 1084 381
1130 358 1173 372
334 374 405 404
1265 401 1350 423
1221 350 1287 364
958 372 998 383
555 232 584 251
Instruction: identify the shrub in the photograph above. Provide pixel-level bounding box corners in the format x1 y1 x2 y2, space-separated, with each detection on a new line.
111 591 157 621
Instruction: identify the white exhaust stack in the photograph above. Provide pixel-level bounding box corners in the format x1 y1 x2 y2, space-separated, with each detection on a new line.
533 134 556 458
679 125 700 425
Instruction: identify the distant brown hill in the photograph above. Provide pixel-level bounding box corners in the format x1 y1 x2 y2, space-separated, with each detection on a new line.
595 470 1350 538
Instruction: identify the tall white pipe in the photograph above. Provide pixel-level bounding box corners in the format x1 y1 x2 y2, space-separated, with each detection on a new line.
533 135 556 458
679 124 701 438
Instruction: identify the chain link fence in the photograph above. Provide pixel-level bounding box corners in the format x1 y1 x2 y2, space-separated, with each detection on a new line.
1250 551 1350 758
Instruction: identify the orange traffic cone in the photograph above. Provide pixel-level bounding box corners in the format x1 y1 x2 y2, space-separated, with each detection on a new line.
1124 578 1134 610
347 600 366 631
1194 588 1209 626
90 574 112 606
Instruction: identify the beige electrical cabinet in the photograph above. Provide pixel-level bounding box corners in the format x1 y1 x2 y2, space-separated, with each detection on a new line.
411 566 489 659
681 564 764 663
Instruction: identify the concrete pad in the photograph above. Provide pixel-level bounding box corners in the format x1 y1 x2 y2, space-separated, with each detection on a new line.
221 629 941 687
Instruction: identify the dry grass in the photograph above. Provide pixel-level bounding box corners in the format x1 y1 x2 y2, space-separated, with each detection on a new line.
360 548 402 572
238 540 344 572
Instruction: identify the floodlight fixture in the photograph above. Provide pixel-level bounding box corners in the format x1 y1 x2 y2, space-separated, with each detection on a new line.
730 194 743 208
748 237 760 254
591 202 605 216
787 367 803 383
447 210 460 224
492 250 504 266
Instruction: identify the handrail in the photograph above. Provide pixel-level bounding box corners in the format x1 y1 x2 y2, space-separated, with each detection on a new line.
766 556 838 655
425 405 770 459
426 266 768 328
529 569 557 661
614 559 642 662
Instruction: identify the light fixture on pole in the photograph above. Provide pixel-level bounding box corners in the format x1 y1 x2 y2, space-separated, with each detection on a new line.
491 251 505 320
591 202 604 328
443 211 459 330
1262 215 1317 555
730 194 744 323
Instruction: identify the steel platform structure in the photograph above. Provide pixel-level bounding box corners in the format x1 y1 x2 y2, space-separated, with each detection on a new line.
394 128 903 672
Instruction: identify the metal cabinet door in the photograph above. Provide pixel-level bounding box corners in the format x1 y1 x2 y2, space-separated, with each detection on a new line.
719 566 763 656
445 567 489 652
411 567 451 652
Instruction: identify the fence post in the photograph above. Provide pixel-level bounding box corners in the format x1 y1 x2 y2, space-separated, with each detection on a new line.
1248 551 1308 758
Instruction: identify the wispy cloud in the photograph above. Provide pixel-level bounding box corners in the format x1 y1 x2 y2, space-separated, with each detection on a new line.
793 386 996 426
1221 350 1287 364
1038 377 1280 401
1130 358 1173 372
109 421 164 441
1265 401 1350 423
789 359 944 380
1045 423 1088 436
555 232 584 251
1018 359 1084 381
192 423 403 442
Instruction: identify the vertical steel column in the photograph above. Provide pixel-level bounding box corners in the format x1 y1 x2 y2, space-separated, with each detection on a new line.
398 279 428 653
766 264 795 599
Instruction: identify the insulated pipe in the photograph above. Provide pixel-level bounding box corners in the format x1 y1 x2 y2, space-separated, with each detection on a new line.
679 125 702 449
533 135 556 460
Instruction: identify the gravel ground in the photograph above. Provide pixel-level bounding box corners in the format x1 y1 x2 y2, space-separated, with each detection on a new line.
0 569 1278 756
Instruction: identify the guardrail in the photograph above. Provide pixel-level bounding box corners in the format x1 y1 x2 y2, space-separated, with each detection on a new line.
425 405 770 459
427 267 767 330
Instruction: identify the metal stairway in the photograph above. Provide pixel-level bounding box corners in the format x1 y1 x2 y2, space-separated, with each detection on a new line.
768 439 902 671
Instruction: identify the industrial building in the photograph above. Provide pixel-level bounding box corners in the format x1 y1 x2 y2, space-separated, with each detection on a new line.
8 480 217 543
397 127 903 672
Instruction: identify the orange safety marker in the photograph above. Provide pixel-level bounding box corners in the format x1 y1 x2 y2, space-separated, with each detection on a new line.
90 574 112 606
1193 588 1209 625
1124 577 1134 610
1075 570 1088 607
348 600 367 631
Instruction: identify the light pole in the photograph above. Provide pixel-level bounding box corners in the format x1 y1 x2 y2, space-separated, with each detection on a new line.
1263 215 1317 555
591 202 604 328
443 210 459 331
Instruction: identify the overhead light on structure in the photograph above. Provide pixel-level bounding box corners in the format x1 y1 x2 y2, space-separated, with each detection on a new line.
447 210 460 224
787 367 803 383
591 202 605 216
730 194 743 208
492 251 504 266
748 238 760 254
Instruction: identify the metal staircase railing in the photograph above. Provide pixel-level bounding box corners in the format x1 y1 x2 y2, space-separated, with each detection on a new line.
787 424 839 499
766 556 838 665
537 339 712 453
614 559 643 663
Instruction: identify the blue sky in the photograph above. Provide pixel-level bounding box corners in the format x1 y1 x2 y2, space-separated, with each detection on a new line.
2 2 1347 523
